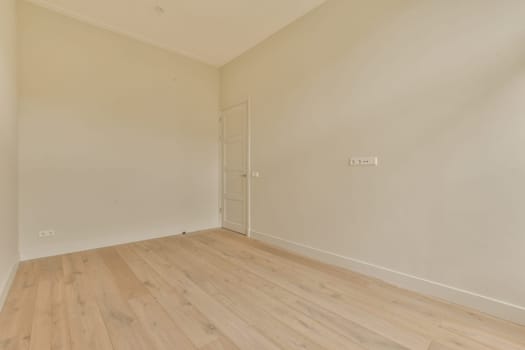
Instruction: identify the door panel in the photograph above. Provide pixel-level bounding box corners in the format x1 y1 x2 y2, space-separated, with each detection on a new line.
222 103 248 234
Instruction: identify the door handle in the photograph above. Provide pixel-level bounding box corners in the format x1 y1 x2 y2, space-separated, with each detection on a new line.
240 174 247 178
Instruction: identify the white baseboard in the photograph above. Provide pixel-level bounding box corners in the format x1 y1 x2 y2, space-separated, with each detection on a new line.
0 260 20 312
20 226 218 261
251 230 525 326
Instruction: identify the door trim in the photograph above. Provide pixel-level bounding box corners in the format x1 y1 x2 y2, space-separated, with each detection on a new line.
219 99 251 236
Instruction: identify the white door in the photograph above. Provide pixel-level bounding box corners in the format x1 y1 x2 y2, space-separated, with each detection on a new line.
221 103 249 234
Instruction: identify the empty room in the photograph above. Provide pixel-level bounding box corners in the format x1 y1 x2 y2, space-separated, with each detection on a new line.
1 0 525 349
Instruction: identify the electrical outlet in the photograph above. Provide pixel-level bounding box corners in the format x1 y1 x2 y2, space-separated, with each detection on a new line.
38 230 55 238
349 156 378 167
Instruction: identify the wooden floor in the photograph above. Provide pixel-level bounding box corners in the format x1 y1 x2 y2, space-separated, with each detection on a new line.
1 229 524 350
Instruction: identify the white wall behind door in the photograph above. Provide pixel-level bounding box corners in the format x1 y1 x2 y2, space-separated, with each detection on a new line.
221 0 525 324
18 3 220 260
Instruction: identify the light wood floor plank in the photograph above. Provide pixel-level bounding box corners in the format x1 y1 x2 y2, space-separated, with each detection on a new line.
97 248 150 301
219 230 525 347
193 233 432 350
61 254 115 350
1 229 524 350
198 231 523 350
239 233 525 349
115 244 239 350
127 294 198 350
29 256 71 350
144 238 345 350
0 261 39 350
170 235 410 350
80 250 156 350
213 231 525 350
129 240 281 350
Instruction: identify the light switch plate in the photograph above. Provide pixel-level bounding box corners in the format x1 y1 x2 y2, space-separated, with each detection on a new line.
38 230 55 238
349 157 378 167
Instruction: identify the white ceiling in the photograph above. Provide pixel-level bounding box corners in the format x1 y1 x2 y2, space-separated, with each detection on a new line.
26 0 326 66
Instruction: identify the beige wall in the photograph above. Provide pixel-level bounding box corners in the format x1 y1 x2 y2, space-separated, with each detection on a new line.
0 0 19 306
221 0 525 321
18 2 220 259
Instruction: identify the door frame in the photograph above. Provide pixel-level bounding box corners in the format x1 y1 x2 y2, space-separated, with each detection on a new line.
219 99 251 236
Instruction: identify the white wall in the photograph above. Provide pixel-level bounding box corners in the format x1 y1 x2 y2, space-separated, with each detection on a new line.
221 0 525 323
18 2 220 260
0 0 20 308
